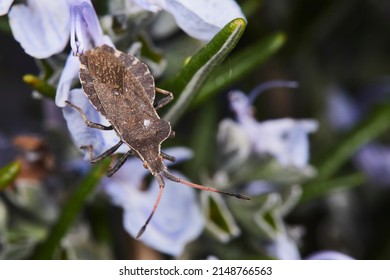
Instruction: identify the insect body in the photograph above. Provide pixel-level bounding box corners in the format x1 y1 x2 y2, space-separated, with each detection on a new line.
66 44 250 238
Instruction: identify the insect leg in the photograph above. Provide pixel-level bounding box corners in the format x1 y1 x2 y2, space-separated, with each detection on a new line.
154 88 174 110
162 170 251 200
81 140 123 163
106 149 135 177
161 152 176 162
65 101 113 130
136 173 166 238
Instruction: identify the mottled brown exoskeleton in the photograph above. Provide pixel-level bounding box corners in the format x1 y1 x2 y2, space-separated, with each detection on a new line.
65 44 250 238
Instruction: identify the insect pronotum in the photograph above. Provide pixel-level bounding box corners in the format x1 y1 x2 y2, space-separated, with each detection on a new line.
66 44 250 238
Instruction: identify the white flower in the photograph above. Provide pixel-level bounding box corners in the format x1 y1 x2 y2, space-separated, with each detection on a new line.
128 0 245 41
267 236 354 260
2 0 114 59
68 0 108 55
228 89 318 168
132 0 166 12
255 119 318 168
1 0 112 105
56 0 114 107
265 231 301 260
0 0 13 15
305 250 354 260
104 147 204 257
6 0 70 58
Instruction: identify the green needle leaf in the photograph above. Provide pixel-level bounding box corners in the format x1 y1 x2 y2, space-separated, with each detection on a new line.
316 102 390 180
163 18 246 125
31 159 110 259
192 32 286 107
301 173 366 202
301 102 390 201
0 161 21 191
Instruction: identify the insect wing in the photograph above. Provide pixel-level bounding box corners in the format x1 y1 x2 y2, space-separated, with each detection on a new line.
115 49 156 104
79 54 107 116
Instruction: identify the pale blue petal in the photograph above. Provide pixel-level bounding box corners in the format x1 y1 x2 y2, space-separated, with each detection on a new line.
305 250 354 260
56 51 80 107
255 119 318 167
228 90 254 124
80 1 104 46
266 232 301 260
62 89 127 158
229 89 318 167
228 91 260 154
104 158 150 207
228 86 318 167
162 146 193 164
164 0 245 41
68 0 106 54
8 0 69 58
105 161 204 256
0 0 13 15
244 180 276 196
216 118 252 170
128 0 245 41
126 172 204 256
132 0 166 12
283 125 310 168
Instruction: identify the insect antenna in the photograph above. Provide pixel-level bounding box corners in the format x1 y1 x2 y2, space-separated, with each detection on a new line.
136 171 250 239
162 170 251 200
136 174 166 239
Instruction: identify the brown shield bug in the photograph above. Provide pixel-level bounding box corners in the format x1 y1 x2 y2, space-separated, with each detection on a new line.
65 44 250 238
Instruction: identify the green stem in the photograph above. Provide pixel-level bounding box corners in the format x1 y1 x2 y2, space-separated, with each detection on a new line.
315 103 390 180
301 103 390 202
301 173 366 202
31 160 110 259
